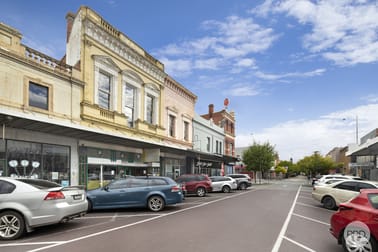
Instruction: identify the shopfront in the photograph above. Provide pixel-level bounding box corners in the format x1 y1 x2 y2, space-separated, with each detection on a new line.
0 139 71 185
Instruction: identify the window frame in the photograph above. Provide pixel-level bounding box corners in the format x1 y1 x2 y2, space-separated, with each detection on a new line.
25 80 52 111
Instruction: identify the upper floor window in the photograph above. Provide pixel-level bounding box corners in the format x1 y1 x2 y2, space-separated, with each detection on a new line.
207 137 211 152
29 82 48 110
184 121 189 141
98 72 111 109
93 55 119 111
169 115 176 137
146 94 154 124
124 84 136 127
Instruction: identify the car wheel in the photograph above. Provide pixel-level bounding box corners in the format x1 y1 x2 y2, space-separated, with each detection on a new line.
239 183 247 190
0 211 25 240
148 195 165 212
342 230 377 252
222 185 231 193
196 187 206 197
322 196 336 210
87 199 93 212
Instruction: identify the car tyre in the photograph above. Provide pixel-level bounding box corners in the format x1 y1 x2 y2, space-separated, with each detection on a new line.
239 183 247 190
196 187 206 197
222 185 231 193
87 199 93 212
148 195 165 212
0 211 25 240
323 196 336 210
342 230 377 252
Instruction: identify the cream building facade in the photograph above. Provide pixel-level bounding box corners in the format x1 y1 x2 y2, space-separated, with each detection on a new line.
0 22 84 186
0 6 198 188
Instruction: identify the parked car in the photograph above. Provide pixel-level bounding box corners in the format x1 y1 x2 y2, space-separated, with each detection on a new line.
312 180 378 210
175 174 212 197
330 189 378 252
314 174 363 186
210 176 237 193
226 174 252 190
0 177 88 240
86 176 183 212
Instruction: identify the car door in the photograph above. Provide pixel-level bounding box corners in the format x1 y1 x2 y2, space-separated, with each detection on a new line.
333 181 359 204
210 177 221 191
93 179 130 208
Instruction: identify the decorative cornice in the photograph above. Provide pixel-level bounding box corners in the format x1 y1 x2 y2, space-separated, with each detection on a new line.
83 18 166 83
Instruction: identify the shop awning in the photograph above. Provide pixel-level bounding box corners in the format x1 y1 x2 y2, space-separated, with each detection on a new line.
346 137 378 156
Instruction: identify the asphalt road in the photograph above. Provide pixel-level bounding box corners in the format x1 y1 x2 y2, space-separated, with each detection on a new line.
0 177 344 252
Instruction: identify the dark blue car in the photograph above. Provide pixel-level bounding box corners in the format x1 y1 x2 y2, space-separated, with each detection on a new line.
86 176 184 212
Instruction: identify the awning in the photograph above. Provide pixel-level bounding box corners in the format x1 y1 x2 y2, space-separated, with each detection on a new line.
346 137 378 156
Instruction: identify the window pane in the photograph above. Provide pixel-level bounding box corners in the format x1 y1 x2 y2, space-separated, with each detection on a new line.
99 72 111 109
169 115 175 137
42 144 70 185
125 85 135 126
29 82 48 110
99 91 110 109
184 121 189 141
146 95 154 124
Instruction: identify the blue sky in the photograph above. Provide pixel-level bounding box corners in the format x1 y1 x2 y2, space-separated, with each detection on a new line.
2 0 378 161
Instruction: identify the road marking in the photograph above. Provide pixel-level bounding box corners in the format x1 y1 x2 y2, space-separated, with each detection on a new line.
283 236 316 252
271 185 301 252
26 190 252 252
298 195 313 200
296 202 335 212
292 213 330 226
0 242 64 247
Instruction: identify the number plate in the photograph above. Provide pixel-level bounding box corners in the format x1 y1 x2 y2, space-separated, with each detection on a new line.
73 194 82 200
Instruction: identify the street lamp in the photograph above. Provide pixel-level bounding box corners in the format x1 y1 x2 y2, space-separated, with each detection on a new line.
343 116 359 144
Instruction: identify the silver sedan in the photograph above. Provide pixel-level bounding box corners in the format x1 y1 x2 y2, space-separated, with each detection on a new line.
0 177 88 240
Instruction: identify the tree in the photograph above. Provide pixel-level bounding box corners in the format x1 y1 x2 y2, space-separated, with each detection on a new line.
296 152 336 177
242 141 276 183
278 160 300 177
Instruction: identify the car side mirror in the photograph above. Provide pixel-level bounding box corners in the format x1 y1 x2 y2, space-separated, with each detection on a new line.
103 185 109 191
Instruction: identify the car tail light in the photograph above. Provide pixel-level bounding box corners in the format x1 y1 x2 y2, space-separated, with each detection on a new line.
171 185 181 192
44 191 65 200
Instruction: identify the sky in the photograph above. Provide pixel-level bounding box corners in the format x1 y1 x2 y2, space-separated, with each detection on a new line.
2 0 378 162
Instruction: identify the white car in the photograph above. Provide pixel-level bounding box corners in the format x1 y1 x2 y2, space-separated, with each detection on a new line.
0 177 88 240
312 180 378 210
314 174 363 186
209 176 237 193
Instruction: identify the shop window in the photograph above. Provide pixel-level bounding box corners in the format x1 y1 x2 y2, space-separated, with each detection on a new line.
5 140 70 185
29 82 49 110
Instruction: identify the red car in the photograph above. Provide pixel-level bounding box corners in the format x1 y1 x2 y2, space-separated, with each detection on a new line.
175 174 212 197
330 189 378 252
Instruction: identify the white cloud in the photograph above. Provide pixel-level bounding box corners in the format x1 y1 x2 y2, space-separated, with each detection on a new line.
253 0 378 66
223 85 260 97
159 57 192 77
361 94 378 103
236 103 378 162
154 16 278 72
255 68 326 81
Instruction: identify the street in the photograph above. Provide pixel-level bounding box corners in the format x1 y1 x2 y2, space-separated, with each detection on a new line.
0 177 343 252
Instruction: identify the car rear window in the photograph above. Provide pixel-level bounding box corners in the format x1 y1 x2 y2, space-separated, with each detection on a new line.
0 180 16 194
368 194 378 209
16 179 61 189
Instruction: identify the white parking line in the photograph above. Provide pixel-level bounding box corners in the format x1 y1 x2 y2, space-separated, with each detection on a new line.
283 236 316 252
271 185 302 252
26 190 252 252
292 213 330 226
296 202 335 212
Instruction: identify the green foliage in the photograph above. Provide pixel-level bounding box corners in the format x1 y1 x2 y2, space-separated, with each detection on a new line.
278 160 300 176
242 141 276 173
275 166 287 174
296 152 336 176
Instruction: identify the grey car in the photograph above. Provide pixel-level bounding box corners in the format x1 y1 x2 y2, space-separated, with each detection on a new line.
0 177 88 240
